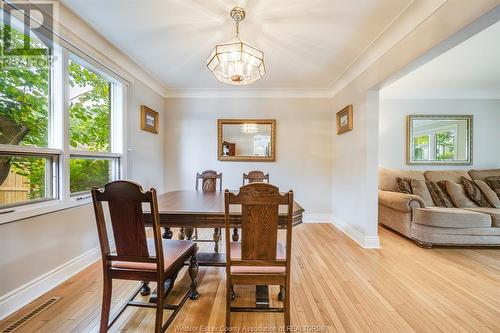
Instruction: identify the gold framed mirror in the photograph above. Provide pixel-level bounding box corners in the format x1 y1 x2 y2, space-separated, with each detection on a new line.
218 119 276 162
406 115 473 165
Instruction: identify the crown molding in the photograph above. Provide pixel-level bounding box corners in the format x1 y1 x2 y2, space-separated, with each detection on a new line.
380 88 500 100
328 0 447 98
164 88 333 99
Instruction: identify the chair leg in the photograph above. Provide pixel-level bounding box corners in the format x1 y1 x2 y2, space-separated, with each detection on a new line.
284 284 291 332
178 228 185 240
226 280 232 330
188 255 199 300
155 280 165 333
231 285 236 300
213 228 221 253
278 285 285 301
99 275 112 333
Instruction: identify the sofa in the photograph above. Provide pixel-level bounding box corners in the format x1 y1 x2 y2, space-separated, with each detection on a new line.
378 168 500 247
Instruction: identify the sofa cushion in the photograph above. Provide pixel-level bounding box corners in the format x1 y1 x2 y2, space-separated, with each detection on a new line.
444 181 478 208
462 208 500 227
468 169 500 182
426 181 454 207
396 177 413 194
461 177 492 207
424 170 471 183
379 167 425 192
486 176 500 199
411 179 435 207
474 180 500 208
413 207 491 228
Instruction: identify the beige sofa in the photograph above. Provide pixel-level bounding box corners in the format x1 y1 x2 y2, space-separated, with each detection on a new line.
378 168 500 247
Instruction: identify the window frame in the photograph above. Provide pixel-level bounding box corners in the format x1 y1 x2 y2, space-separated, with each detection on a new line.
0 10 127 223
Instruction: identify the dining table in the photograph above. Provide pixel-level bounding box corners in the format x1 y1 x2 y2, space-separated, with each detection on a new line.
142 189 304 307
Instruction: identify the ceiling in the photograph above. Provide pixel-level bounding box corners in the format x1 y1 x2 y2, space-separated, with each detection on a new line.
62 0 413 92
384 21 500 91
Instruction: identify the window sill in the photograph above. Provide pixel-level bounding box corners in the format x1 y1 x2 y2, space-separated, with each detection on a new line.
0 197 93 225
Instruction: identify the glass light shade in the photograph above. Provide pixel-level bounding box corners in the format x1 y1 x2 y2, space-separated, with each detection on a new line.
241 123 259 134
207 38 265 85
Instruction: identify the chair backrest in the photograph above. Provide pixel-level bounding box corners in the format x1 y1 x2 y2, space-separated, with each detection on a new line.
242 170 269 185
224 183 293 267
196 170 222 192
91 181 164 271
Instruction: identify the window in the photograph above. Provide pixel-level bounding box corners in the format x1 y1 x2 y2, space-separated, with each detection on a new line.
0 9 124 212
413 135 430 161
68 59 120 195
435 131 456 160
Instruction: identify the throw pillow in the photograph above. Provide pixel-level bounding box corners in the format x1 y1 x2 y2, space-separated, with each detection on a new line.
410 179 434 207
474 180 500 208
485 176 500 199
396 177 413 194
443 180 478 208
461 177 492 207
426 181 454 207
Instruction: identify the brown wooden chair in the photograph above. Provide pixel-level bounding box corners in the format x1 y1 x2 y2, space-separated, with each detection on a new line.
224 183 293 332
178 170 223 252
91 180 199 333
242 170 270 185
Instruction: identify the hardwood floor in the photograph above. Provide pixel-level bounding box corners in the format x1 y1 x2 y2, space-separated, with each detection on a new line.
1 224 499 332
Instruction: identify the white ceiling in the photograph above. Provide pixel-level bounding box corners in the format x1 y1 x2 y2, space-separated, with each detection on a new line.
385 21 500 91
62 0 413 92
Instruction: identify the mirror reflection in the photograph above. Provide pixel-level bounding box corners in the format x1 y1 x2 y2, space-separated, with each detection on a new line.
218 120 276 161
407 115 472 165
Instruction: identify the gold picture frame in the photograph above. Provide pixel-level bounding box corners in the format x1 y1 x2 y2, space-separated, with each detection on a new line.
217 119 276 162
141 105 159 134
336 105 353 135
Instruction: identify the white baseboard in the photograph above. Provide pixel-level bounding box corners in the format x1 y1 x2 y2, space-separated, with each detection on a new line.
302 213 333 223
331 214 380 249
0 246 101 321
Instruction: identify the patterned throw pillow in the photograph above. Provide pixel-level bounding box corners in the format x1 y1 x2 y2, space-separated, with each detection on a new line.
461 177 492 207
396 177 413 194
426 181 454 207
486 176 500 199
410 179 435 207
474 180 500 208
443 180 478 208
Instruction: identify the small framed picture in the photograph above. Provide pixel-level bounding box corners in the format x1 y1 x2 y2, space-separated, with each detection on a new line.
141 105 159 134
336 105 353 135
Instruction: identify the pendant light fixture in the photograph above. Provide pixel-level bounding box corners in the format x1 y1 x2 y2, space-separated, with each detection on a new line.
206 7 266 85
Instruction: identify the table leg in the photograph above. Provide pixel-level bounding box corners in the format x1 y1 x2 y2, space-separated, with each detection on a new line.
232 228 239 242
140 282 151 296
213 228 221 253
162 227 173 239
256 285 269 308
185 228 195 240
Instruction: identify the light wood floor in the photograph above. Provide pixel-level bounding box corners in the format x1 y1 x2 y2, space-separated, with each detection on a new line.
1 224 500 333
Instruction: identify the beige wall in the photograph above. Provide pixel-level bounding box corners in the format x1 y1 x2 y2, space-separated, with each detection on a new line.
379 99 500 170
163 98 333 216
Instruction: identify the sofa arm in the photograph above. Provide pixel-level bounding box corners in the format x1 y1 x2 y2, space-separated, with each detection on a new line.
378 190 425 213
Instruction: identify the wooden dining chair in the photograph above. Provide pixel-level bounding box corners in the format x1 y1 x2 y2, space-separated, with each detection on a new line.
178 170 223 252
242 170 270 185
91 180 199 333
224 183 293 332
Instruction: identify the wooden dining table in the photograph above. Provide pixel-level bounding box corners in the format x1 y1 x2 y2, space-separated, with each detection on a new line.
142 190 304 307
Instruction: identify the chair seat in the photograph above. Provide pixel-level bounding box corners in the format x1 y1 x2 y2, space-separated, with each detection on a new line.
230 242 286 274
112 239 195 272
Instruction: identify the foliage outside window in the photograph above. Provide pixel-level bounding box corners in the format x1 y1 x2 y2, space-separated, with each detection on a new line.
0 17 122 209
435 131 456 160
413 135 429 161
